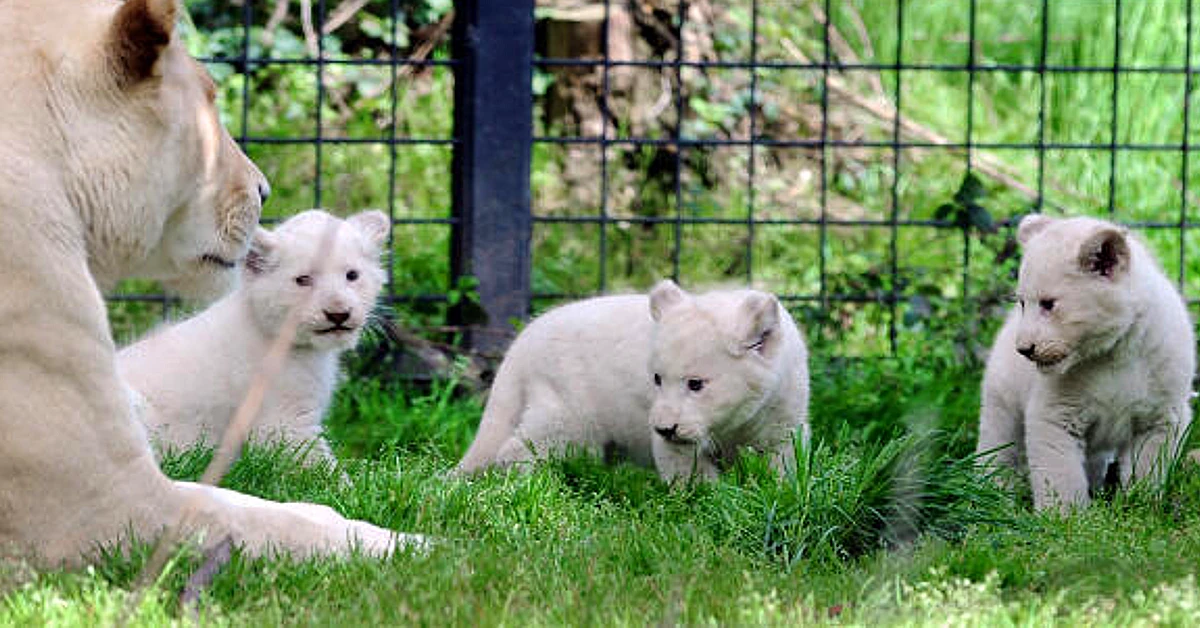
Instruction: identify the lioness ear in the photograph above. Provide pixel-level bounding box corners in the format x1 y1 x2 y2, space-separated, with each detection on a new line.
1016 213 1053 245
243 227 277 276
108 0 178 86
347 210 391 249
732 292 780 357
649 279 686 322
1078 227 1130 280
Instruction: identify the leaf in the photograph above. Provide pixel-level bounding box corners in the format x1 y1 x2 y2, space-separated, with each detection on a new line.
953 172 986 206
967 203 995 232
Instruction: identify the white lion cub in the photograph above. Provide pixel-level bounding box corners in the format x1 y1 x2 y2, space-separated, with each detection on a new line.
977 214 1195 511
456 280 810 481
119 209 389 462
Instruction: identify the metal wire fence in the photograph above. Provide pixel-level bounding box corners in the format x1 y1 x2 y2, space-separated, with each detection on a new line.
107 0 1200 361
530 0 1200 357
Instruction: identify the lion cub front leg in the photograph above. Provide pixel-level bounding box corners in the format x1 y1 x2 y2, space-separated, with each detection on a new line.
1025 403 1090 512
652 437 719 483
1120 403 1190 488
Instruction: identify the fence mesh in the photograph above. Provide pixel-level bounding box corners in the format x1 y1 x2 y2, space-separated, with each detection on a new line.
109 0 1200 360
531 0 1200 356
108 0 459 348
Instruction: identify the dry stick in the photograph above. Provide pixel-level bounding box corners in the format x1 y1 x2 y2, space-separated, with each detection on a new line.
799 6 1102 211
780 36 1044 205
262 0 291 48
359 10 455 102
323 0 371 35
300 0 319 58
810 0 885 100
123 221 343 622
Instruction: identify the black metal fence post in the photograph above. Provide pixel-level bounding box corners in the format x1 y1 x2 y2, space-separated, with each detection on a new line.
450 0 534 354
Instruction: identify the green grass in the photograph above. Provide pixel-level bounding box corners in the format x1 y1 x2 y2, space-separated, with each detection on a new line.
7 355 1200 625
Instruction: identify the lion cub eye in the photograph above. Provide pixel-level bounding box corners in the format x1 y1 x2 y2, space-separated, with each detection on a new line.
295 274 313 287
653 373 662 387
686 378 705 392
1038 298 1055 312
346 269 359 282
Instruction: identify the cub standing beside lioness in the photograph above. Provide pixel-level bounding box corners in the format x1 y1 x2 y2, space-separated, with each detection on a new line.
120 209 389 463
977 214 1195 511
0 0 416 566
456 280 810 481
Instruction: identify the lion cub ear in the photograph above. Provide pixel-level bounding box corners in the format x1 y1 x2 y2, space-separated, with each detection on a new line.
649 279 686 322
243 227 277 276
1016 213 1053 245
107 0 178 86
347 210 391 249
732 292 780 357
1078 226 1131 280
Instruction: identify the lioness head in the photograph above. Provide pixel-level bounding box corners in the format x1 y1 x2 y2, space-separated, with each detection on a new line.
647 280 782 458
53 0 268 299
243 210 389 351
1012 214 1137 374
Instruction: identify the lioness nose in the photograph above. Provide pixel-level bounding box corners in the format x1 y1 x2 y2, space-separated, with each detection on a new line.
655 424 678 440
257 180 271 204
1017 343 1036 359
324 310 350 325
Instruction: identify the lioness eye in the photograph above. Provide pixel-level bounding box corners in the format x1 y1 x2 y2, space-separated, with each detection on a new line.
1039 298 1055 312
346 270 359 282
687 378 705 392
653 374 662 387
295 275 313 287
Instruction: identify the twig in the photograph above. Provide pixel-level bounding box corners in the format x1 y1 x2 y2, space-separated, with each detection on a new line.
809 0 885 99
123 220 343 622
262 0 290 48
780 36 1044 204
359 9 456 102
299 0 319 57
323 0 370 35
179 535 233 619
380 318 488 392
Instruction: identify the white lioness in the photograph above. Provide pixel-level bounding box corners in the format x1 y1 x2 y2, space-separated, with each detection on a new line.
977 214 1195 511
456 280 810 481
0 0 417 566
120 209 389 462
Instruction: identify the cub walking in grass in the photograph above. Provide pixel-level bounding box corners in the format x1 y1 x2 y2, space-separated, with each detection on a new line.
456 280 810 481
977 214 1195 511
119 209 390 462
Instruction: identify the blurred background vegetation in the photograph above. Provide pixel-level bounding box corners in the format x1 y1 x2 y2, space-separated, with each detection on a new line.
107 0 1200 367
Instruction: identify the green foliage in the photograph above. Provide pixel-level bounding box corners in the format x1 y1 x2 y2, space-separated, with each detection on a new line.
10 359 1200 624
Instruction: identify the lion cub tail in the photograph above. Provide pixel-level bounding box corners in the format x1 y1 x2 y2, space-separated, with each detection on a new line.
453 368 526 475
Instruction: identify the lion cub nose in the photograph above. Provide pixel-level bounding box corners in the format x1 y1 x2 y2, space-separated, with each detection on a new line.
324 310 350 325
1017 343 1036 359
655 424 679 440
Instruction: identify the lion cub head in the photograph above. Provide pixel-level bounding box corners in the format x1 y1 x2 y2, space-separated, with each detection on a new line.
243 210 389 351
647 280 784 458
1012 214 1139 374
40 0 269 299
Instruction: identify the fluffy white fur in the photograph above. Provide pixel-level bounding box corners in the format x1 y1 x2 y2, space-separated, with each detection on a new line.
0 0 416 566
456 280 810 481
977 214 1195 511
119 209 389 461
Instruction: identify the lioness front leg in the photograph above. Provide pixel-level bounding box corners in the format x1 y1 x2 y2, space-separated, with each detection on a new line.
1025 413 1089 512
